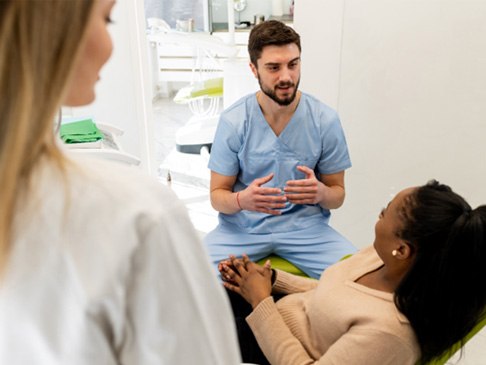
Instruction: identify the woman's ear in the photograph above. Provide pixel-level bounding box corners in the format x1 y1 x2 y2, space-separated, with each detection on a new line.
396 242 414 260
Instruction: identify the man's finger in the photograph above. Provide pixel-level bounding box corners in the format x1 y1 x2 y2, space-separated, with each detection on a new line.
254 173 275 186
256 208 283 215
259 187 283 196
296 165 315 178
285 179 315 187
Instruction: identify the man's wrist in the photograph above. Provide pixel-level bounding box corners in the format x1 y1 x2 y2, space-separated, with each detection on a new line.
236 191 243 210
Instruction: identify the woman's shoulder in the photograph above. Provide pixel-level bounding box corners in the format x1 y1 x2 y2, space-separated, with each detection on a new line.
329 246 381 274
63 154 184 218
33 155 198 263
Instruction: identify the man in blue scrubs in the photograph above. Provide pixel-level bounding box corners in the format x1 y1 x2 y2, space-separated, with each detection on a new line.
204 20 356 279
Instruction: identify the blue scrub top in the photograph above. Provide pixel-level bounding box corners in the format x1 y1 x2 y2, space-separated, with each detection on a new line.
208 92 351 234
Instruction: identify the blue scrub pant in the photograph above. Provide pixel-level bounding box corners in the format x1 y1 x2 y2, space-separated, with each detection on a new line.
204 222 357 279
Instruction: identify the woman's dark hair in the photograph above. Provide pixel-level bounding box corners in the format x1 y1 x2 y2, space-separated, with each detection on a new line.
247 20 301 66
395 180 486 364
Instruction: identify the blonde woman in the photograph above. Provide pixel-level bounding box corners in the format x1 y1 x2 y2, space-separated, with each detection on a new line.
0 1 240 364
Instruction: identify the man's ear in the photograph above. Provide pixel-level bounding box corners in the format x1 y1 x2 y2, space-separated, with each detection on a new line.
249 62 258 78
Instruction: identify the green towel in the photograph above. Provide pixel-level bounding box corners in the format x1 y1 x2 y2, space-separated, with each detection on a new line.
60 119 104 144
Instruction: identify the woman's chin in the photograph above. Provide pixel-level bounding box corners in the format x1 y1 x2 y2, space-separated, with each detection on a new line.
63 92 96 107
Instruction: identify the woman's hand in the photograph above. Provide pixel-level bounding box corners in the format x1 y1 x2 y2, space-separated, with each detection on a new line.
220 255 273 308
218 258 238 286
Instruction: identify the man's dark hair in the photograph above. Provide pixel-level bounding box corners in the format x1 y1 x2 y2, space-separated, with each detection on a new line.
248 20 301 66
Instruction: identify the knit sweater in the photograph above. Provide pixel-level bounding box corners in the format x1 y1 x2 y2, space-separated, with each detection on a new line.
246 246 420 365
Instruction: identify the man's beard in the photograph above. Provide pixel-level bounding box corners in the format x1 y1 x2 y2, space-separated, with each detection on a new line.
258 74 300 106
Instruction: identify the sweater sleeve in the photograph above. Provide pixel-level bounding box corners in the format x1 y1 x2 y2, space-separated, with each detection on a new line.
247 297 316 365
314 328 418 365
272 269 319 295
247 298 418 365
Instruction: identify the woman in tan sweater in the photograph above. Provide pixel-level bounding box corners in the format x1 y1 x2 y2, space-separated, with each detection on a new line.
221 180 486 365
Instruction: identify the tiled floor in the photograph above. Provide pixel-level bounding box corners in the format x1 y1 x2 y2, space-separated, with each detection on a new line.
152 95 193 166
152 96 486 365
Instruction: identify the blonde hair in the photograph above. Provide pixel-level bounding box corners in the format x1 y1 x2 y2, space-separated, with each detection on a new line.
0 0 95 269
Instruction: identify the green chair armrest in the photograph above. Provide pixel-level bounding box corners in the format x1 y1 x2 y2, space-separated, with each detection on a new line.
256 255 308 277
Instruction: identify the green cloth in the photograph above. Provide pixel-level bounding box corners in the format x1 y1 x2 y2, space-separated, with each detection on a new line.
60 119 104 144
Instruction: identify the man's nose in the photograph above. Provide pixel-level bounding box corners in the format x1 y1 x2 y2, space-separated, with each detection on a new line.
278 67 292 82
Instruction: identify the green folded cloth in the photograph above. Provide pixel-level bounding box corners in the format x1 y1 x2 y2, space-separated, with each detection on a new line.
60 118 104 144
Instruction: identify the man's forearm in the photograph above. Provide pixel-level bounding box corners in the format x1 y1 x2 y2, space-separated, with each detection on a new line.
210 189 242 214
318 184 345 210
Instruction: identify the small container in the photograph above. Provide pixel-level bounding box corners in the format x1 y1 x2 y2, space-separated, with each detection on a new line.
254 14 265 26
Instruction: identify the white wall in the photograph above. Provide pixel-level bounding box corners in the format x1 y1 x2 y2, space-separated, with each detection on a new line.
294 0 343 109
295 0 486 248
70 0 155 173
